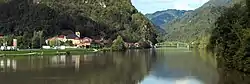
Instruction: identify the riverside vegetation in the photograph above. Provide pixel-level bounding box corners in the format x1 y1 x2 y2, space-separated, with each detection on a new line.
205 1 250 83
207 0 250 73
146 0 250 83
0 0 157 49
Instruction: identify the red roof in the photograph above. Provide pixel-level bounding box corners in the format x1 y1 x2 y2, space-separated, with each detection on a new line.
47 37 56 40
74 37 80 40
83 37 91 39
58 35 65 38
0 34 4 38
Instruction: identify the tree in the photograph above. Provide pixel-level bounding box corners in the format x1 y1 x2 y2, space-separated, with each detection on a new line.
16 36 28 49
64 40 73 46
138 40 152 49
31 31 43 48
247 0 250 11
49 40 56 47
111 35 126 51
0 38 2 46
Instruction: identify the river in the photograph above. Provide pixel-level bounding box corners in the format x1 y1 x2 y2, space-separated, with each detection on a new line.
0 49 243 84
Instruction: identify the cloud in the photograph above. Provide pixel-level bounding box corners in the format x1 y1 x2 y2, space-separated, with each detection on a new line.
131 0 209 14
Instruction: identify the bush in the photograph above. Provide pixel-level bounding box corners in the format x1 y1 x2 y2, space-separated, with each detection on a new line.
111 35 126 51
138 40 152 49
64 40 73 46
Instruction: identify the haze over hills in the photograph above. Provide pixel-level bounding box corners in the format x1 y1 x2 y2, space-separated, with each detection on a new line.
145 9 193 30
163 0 236 42
0 0 157 48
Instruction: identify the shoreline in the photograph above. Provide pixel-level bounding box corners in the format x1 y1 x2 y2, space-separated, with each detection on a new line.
0 48 98 56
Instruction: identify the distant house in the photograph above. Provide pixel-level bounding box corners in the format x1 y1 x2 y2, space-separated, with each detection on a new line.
58 35 67 42
92 38 112 47
124 42 140 48
134 43 140 48
64 34 82 45
124 42 134 48
66 34 79 39
0 34 4 38
77 37 93 47
45 32 93 47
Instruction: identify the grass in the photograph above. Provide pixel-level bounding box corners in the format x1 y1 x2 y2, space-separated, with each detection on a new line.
99 47 112 51
0 48 96 56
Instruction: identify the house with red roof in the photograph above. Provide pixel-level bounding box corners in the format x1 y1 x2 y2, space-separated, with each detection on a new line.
124 42 140 48
0 34 4 38
76 37 93 47
45 32 93 47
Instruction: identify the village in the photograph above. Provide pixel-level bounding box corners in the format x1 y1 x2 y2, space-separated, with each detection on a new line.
0 32 149 51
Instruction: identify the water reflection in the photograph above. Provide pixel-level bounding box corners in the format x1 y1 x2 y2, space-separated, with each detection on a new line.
0 50 154 84
195 49 250 84
0 49 226 84
217 69 250 84
141 76 203 84
140 49 219 84
0 59 17 72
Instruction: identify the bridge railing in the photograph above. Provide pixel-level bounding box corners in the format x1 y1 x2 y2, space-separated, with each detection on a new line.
155 42 190 48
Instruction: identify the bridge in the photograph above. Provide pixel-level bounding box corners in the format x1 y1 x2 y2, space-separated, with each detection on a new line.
155 42 190 49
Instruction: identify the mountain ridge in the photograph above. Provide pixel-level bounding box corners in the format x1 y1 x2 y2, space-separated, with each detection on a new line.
145 9 193 29
164 0 235 42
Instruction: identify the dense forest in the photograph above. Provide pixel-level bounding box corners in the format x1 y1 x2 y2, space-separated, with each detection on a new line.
0 0 157 48
207 0 250 83
208 0 249 72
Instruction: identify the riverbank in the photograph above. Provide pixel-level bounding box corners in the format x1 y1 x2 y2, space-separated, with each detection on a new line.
0 48 98 56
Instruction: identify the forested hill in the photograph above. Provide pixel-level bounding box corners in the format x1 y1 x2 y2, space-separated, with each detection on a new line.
207 0 250 79
145 9 193 29
164 0 234 42
0 0 157 48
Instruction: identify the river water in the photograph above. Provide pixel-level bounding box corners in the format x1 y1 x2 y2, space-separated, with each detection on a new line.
0 49 230 84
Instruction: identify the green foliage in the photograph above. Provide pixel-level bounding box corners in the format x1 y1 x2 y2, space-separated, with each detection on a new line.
64 40 73 46
0 38 3 46
16 36 29 49
31 31 43 48
207 3 250 72
49 39 64 47
111 35 126 51
247 0 250 11
0 0 158 48
48 40 56 47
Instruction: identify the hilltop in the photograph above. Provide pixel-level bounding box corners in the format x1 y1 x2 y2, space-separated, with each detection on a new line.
145 9 193 30
164 0 234 42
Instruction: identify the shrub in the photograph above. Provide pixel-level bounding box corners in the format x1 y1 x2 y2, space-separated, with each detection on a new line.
111 35 126 51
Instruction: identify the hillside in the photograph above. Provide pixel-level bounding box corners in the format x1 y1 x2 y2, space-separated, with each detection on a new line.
0 0 157 48
164 0 234 42
207 0 250 81
145 9 193 29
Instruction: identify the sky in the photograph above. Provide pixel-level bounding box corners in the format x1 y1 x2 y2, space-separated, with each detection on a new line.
131 0 209 14
140 75 204 84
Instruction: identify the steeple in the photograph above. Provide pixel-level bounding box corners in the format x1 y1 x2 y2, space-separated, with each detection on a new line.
75 32 80 38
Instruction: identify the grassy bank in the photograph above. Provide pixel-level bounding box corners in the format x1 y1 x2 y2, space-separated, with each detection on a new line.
0 48 97 56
